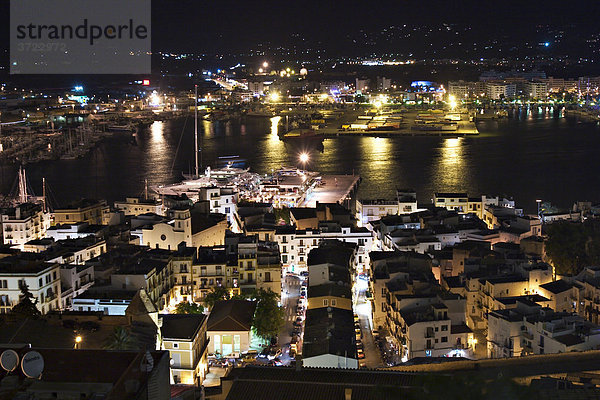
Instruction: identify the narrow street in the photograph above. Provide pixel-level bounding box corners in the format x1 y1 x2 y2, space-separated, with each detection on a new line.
277 272 303 363
355 277 383 368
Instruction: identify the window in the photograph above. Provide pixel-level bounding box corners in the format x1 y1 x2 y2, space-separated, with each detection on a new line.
234 335 241 352
0 280 6 289
323 299 329 306
441 337 448 343
441 325 448 331
331 299 337 306
39 278 43 287
173 342 179 348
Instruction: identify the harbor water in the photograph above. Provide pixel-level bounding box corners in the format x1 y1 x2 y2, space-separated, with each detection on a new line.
1 108 599 213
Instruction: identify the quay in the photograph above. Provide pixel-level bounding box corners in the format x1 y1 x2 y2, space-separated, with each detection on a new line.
303 174 361 207
284 109 479 138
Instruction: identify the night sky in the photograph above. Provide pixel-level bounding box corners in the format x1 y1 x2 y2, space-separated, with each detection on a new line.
1 0 599 54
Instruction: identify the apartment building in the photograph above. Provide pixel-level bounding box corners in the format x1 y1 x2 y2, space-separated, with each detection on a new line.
160 314 209 386
110 249 175 311
197 187 238 227
389 293 473 360
487 299 600 358
60 263 94 309
53 199 108 225
114 197 165 216
275 225 371 273
356 190 418 226
525 81 548 99
0 256 61 314
1 202 51 250
370 251 436 330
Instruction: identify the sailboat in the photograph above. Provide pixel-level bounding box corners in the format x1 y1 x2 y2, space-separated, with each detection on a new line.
151 85 252 201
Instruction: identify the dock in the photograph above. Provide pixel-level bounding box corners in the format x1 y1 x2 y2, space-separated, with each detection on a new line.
303 174 361 207
308 109 479 138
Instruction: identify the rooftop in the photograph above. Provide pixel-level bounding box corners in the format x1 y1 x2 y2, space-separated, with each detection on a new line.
160 313 207 340
207 300 257 332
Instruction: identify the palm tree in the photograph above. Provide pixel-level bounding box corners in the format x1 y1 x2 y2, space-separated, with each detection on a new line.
103 326 137 350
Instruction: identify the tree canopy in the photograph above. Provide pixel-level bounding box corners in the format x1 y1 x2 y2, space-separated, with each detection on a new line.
174 301 204 314
203 286 230 309
546 219 600 276
11 284 41 319
251 288 285 341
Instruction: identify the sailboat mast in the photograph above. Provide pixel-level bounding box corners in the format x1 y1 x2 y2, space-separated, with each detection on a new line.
194 84 199 178
42 177 46 212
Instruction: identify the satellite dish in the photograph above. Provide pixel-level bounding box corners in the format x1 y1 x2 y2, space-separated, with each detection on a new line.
0 350 19 372
21 351 44 379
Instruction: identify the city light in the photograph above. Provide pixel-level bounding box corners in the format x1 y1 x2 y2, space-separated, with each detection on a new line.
149 91 161 106
299 152 309 164
269 92 280 102
263 61 269 68
448 94 457 110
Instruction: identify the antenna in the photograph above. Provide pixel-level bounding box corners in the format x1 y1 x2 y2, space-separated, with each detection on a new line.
42 177 46 212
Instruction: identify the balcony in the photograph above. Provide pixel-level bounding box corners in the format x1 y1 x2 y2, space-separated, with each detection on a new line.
521 331 533 340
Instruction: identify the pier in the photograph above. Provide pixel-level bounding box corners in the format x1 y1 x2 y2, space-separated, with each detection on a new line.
303 174 361 207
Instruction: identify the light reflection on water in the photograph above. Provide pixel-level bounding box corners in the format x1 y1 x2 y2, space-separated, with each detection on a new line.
2 108 600 213
433 137 470 191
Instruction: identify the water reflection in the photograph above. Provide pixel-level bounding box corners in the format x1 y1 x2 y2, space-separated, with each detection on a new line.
150 121 164 144
433 137 469 190
264 116 285 157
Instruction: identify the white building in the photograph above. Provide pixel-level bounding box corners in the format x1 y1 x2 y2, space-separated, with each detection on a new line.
1 203 51 250
525 81 548 99
356 191 419 227
247 81 264 95
197 187 238 228
448 80 470 99
485 82 516 99
0 257 61 314
60 264 94 309
275 225 372 273
356 78 369 92
71 289 134 315
114 197 165 216
487 300 600 358
45 222 104 241
141 207 227 251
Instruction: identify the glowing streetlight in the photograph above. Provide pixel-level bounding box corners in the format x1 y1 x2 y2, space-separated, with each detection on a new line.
258 68 263 73
299 152 309 164
448 94 457 110
263 61 269 68
75 335 82 349
269 92 280 102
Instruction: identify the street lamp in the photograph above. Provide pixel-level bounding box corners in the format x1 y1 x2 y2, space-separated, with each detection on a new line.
536 199 542 219
299 152 309 164
74 335 82 349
